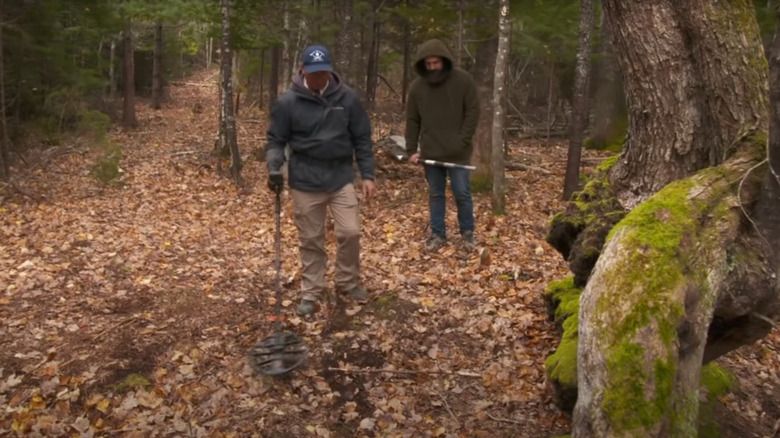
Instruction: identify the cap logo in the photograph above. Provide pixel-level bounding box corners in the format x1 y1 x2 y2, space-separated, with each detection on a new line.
309 49 326 62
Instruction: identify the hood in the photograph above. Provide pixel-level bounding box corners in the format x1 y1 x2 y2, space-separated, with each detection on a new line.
413 39 454 77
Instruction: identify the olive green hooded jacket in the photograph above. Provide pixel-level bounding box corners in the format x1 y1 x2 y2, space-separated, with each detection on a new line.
404 39 479 164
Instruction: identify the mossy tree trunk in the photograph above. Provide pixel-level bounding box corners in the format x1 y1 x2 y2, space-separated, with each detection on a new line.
567 1 779 437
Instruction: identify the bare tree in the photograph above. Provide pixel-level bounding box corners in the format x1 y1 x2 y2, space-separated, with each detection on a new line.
334 0 355 86
151 23 163 110
218 0 241 185
269 46 281 108
121 22 137 128
562 0 594 200
364 0 382 111
0 0 10 179
491 0 509 213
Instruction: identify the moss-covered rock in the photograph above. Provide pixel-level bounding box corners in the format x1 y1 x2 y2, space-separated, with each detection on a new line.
544 277 582 414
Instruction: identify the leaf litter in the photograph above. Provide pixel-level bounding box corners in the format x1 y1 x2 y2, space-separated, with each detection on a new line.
1 68 778 438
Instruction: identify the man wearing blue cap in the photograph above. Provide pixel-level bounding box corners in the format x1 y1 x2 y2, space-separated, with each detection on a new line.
264 44 376 317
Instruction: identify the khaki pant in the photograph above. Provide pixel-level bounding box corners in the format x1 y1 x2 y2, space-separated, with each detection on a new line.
291 184 361 301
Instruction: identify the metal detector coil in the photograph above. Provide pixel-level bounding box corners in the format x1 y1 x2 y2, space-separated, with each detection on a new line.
247 189 308 376
248 332 308 376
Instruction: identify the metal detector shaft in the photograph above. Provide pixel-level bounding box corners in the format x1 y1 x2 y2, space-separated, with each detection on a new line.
272 190 282 333
393 154 476 171
420 159 475 171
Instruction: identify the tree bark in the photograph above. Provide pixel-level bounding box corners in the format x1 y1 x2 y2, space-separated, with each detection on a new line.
756 7 780 282
121 22 137 128
491 0 509 214
0 0 10 180
219 0 242 185
472 35 498 186
151 22 163 110
334 0 355 86
269 46 281 108
364 0 381 111
401 0 410 107
563 0 594 200
590 10 625 150
603 0 767 208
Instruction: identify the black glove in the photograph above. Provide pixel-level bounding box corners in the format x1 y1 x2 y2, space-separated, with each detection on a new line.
268 170 284 193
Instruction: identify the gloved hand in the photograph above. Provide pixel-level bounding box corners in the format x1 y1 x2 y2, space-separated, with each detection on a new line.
268 170 284 193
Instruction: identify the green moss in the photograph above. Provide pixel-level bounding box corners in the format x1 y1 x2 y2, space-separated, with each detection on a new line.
470 173 492 194
595 154 620 173
546 276 581 324
700 363 736 397
545 313 579 386
114 373 151 392
544 277 582 388
92 139 123 183
698 364 738 437
595 173 733 432
601 343 678 431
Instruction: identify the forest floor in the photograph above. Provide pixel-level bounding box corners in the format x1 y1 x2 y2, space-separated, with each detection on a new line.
1 68 778 437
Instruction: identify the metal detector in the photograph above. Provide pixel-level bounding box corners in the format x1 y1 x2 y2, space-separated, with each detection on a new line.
384 135 476 170
247 190 308 376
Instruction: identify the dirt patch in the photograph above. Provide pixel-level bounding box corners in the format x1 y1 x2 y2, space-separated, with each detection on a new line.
321 338 386 435
368 292 421 322
89 328 169 393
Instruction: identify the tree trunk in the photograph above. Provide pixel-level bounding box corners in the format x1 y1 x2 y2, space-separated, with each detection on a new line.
562 0 594 200
604 0 767 208
269 46 281 108
121 22 137 128
109 38 117 98
291 0 308 79
282 1 291 87
219 0 242 185
472 35 498 187
0 0 10 180
258 48 265 108
491 0 509 214
566 1 777 436
334 0 355 86
590 10 625 150
456 1 464 68
401 1 410 107
151 22 163 110
364 0 381 111
756 8 780 282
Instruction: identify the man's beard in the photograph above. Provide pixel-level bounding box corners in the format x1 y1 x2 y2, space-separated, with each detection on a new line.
425 69 449 85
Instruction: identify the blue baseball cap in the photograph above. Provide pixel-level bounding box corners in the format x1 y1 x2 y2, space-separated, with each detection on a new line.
301 45 333 73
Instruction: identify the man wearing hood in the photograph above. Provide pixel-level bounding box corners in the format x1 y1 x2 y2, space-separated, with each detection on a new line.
405 39 479 252
265 44 376 317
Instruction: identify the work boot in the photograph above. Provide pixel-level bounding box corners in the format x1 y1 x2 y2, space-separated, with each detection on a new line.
462 231 476 250
425 234 447 252
297 299 316 316
341 286 368 303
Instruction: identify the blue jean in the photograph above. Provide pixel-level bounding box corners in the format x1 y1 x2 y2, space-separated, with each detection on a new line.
424 165 474 238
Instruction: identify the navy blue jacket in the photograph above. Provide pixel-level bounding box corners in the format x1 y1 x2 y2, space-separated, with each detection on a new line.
265 71 374 192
